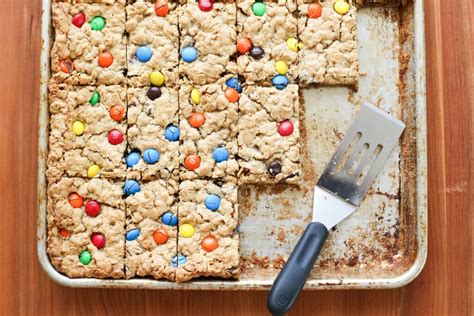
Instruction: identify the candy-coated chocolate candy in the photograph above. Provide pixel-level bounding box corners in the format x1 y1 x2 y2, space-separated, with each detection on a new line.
136 46 153 62
201 236 218 252
225 88 240 102
147 87 162 100
188 112 206 128
89 91 100 105
181 46 198 63
124 180 141 195
91 232 106 249
172 255 187 267
68 192 84 208
126 228 140 241
213 147 229 163
98 51 114 68
59 228 70 238
275 60 288 75
85 200 101 217
109 104 125 122
87 164 101 178
191 88 201 104
162 212 178 226
272 75 289 89
184 154 201 171
308 3 323 18
72 120 85 136
198 0 213 12
205 194 221 211
287 37 299 52
179 224 195 238
165 124 180 141
143 148 160 164
334 1 350 15
267 160 282 176
60 59 74 73
278 120 294 136
90 16 106 31
72 13 86 28
153 229 169 244
249 46 265 59
237 38 253 54
154 0 169 17
108 129 124 145
225 77 242 93
79 250 92 265
252 2 266 16
149 71 165 86
126 151 141 167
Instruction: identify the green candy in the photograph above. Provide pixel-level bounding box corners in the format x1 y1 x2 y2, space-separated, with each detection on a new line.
89 91 100 106
252 2 266 16
79 250 92 265
90 16 106 31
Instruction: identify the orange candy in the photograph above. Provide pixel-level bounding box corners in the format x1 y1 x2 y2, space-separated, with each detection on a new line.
184 154 201 171
237 38 253 54
225 88 240 103
308 3 322 19
98 51 114 68
68 193 84 208
153 229 169 244
110 104 125 122
59 228 70 238
59 59 74 73
201 236 219 252
188 112 206 128
154 0 169 16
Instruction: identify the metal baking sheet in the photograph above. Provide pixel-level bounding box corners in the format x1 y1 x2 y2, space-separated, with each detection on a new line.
37 0 427 290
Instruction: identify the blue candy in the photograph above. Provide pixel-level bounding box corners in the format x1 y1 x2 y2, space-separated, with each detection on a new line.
225 77 242 93
172 255 187 267
213 147 229 163
162 212 178 226
165 124 180 141
205 194 221 211
126 228 140 241
124 180 140 195
136 46 153 62
126 151 141 168
272 75 289 90
143 148 160 164
181 46 198 63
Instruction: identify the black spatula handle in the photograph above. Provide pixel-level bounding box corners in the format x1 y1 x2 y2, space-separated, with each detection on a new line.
267 222 329 315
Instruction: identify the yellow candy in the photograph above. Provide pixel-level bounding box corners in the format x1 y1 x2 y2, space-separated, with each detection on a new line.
179 224 195 238
191 88 201 104
287 38 299 52
334 1 350 15
72 120 85 136
87 165 101 178
149 71 165 86
275 61 289 75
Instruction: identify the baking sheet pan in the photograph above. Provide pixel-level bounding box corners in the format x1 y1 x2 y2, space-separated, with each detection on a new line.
37 0 427 290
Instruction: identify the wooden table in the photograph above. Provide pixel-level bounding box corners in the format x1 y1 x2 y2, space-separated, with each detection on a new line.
0 1 472 315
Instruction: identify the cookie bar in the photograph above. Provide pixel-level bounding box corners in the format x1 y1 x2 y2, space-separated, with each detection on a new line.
237 84 301 184
47 83 127 179
51 3 126 85
124 179 178 280
126 1 180 87
176 179 240 282
179 79 240 181
47 177 125 279
179 1 237 85
126 83 180 181
236 0 298 84
297 1 358 86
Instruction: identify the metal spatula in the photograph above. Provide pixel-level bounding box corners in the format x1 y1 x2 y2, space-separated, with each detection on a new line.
268 103 405 315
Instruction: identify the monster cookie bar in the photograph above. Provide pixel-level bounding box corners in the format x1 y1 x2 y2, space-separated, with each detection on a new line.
51 3 126 85
179 1 237 85
126 83 180 181
238 84 301 184
124 178 179 280
175 180 239 282
47 177 125 279
179 78 240 181
236 0 298 84
126 1 180 87
47 83 127 179
297 1 358 86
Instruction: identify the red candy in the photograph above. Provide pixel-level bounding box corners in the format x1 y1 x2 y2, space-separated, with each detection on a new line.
60 59 74 73
68 193 84 208
91 233 106 249
109 104 125 122
188 112 206 128
225 88 240 103
278 120 294 136
98 52 114 68
237 38 253 54
201 235 218 252
154 0 169 17
198 0 213 12
108 129 123 145
85 200 101 217
184 154 201 171
153 229 169 245
308 3 323 19
60 228 70 238
72 12 86 28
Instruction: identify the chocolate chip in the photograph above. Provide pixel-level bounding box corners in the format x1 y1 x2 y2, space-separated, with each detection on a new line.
267 160 282 176
147 87 162 100
249 46 264 59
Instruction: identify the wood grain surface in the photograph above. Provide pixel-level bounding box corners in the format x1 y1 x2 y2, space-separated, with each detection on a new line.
0 0 472 315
